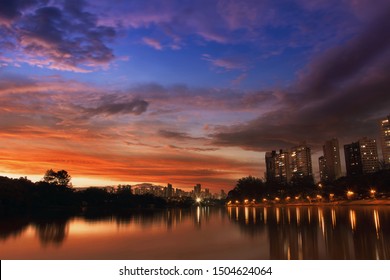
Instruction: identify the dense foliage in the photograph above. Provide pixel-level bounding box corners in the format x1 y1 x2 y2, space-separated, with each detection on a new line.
228 170 390 202
0 170 167 215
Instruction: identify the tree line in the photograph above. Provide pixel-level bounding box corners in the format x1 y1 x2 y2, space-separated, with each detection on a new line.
227 169 390 202
0 169 167 215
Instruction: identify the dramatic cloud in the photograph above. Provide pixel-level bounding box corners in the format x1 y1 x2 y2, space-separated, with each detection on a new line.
0 0 46 23
2 0 390 189
85 99 149 116
211 5 390 151
299 6 390 97
0 0 116 71
158 130 205 142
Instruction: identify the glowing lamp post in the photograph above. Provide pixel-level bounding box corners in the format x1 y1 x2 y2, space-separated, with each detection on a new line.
370 189 376 198
347 191 354 200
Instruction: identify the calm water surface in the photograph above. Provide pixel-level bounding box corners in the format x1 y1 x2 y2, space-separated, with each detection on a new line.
1 206 389 259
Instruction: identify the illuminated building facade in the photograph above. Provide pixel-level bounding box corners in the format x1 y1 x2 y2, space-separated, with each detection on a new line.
380 115 390 165
265 150 291 185
290 144 313 179
359 137 379 174
344 138 379 176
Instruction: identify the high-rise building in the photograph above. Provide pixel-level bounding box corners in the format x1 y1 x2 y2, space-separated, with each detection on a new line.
318 156 328 182
380 115 390 165
265 150 291 185
194 184 201 197
166 183 173 198
344 142 363 176
265 151 276 182
344 138 379 176
275 150 291 184
290 144 313 179
322 138 342 181
359 137 379 174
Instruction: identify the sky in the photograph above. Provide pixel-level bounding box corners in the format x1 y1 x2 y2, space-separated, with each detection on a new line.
1 0 390 191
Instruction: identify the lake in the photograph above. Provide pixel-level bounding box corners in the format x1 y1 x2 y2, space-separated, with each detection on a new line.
1 206 389 259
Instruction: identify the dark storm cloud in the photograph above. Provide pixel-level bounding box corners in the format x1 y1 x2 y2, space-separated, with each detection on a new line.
0 0 116 71
158 130 205 142
86 99 149 116
0 0 46 22
211 4 390 151
300 6 390 97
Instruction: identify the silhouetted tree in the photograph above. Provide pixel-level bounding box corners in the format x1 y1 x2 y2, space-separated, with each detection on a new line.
289 175 315 195
43 169 71 187
227 176 265 200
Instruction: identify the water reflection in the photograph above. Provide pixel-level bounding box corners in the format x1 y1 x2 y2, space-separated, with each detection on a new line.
35 218 69 246
227 206 390 259
0 206 390 259
374 210 380 238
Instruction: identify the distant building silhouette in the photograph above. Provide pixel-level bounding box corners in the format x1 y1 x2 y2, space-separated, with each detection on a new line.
166 183 173 198
344 142 363 176
319 156 328 182
265 151 277 183
380 115 390 165
320 138 342 182
194 184 201 197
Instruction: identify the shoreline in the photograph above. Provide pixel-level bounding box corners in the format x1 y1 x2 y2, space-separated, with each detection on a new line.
227 199 390 207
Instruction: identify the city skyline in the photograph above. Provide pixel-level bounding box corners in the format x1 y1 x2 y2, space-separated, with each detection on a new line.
1 1 390 191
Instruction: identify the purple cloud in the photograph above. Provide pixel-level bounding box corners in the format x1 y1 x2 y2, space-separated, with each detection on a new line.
202 54 250 72
0 0 116 72
211 5 390 151
85 99 149 116
142 37 163 50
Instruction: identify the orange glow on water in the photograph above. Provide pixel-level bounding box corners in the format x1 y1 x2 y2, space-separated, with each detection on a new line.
374 210 380 238
350 210 356 231
331 208 337 228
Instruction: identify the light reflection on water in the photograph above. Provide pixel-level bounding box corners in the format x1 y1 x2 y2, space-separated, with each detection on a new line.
0 206 390 259
228 206 390 260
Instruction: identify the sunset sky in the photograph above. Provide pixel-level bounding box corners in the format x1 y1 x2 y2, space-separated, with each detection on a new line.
1 0 390 191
